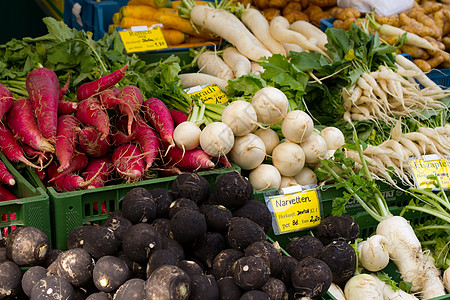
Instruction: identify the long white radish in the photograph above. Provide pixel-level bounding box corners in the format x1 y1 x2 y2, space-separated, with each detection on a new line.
250 62 264 76
240 8 286 56
370 274 419 300
178 73 228 91
394 55 441 90
197 51 234 81
290 20 328 50
221 100 258 136
269 16 330 60
190 5 272 61
282 43 304 54
378 24 439 52
222 47 252 78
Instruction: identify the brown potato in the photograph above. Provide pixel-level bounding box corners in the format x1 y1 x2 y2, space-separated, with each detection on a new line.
262 8 281 21
283 1 302 13
269 0 289 9
414 59 432 72
309 0 336 7
400 45 428 59
283 10 309 23
253 0 270 9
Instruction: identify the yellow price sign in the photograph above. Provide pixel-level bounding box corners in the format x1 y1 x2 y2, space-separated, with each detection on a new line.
267 189 321 234
118 26 167 53
186 84 228 104
409 155 450 190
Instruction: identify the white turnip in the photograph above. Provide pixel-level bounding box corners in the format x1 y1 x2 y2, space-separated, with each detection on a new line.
281 110 314 143
221 100 258 136
344 273 383 300
293 167 317 186
444 267 450 292
370 274 419 300
320 127 345 150
279 176 298 190
173 121 201 151
300 133 328 164
251 87 289 125
254 128 279 155
229 133 266 170
199 122 235 157
271 142 305 176
249 164 281 191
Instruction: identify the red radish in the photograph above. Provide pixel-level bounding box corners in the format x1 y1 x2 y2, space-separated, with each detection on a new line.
170 109 188 126
111 129 135 146
75 97 110 140
49 153 89 182
55 115 81 173
157 165 182 177
218 155 232 168
76 64 128 101
78 126 111 158
26 67 60 142
58 76 70 100
143 98 175 147
164 143 215 170
0 184 18 201
22 144 50 167
0 123 40 169
51 173 87 192
0 83 13 121
118 85 144 135
58 100 78 115
99 89 131 110
82 157 113 189
112 143 145 182
0 161 15 186
6 97 55 153
133 117 160 171
34 168 47 182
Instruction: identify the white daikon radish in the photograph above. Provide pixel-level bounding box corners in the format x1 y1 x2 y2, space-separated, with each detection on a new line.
290 20 328 50
197 50 234 81
221 100 258 136
272 142 305 176
229 133 266 170
222 47 252 78
281 110 314 143
199 122 234 157
249 164 282 191
370 274 419 300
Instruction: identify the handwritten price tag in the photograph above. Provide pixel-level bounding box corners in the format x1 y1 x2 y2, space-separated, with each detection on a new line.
409 155 450 190
267 189 321 234
119 26 167 53
185 84 228 104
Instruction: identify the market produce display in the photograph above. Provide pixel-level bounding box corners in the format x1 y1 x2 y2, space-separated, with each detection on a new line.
0 0 450 299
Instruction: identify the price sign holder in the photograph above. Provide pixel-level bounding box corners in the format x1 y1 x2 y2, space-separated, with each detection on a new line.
409 154 450 191
118 25 168 54
184 84 228 104
264 185 322 235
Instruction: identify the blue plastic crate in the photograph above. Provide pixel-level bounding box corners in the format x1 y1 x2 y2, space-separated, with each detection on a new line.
426 68 450 88
320 18 336 32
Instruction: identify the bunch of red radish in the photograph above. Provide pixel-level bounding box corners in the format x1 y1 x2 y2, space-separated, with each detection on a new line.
0 64 227 193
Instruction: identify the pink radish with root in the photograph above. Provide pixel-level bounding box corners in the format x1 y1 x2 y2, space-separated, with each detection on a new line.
111 129 135 147
75 97 110 140
26 67 60 143
112 143 145 182
0 161 15 186
0 123 40 169
82 157 113 189
6 97 55 153
164 142 215 170
55 115 81 173
58 100 78 115
49 153 89 183
133 117 160 171
0 83 13 121
76 64 128 101
143 98 175 147
170 109 188 126
117 85 144 135
99 89 131 110
78 126 111 158
22 144 51 168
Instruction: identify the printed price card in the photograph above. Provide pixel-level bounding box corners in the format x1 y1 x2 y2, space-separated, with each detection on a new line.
266 189 321 234
185 84 228 104
409 155 450 190
119 26 167 53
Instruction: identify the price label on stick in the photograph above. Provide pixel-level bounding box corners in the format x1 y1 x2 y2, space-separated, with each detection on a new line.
267 188 321 234
409 155 450 190
119 25 168 53
185 84 228 104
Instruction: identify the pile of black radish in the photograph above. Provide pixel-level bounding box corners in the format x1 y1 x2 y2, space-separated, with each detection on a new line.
0 171 361 300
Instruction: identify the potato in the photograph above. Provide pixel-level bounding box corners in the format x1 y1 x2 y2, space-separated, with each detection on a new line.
268 0 288 9
253 0 269 9
414 59 432 72
262 8 281 21
309 0 336 7
284 10 309 23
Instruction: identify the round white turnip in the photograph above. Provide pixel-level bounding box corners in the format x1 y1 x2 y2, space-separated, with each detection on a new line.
272 142 305 176
293 167 317 186
173 121 201 151
254 128 280 155
279 176 298 190
221 100 258 136
199 122 234 157
229 133 266 170
251 87 289 125
320 127 345 150
281 110 314 143
249 164 282 191
357 235 390 272
300 133 328 164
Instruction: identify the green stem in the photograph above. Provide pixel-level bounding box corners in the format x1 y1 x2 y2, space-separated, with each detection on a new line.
73 38 108 73
404 205 450 224
410 188 450 212
416 225 450 231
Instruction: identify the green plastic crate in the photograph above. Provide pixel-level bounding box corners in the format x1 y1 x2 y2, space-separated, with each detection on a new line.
0 153 51 243
26 164 240 250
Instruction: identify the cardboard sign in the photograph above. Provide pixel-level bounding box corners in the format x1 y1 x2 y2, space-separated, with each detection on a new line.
119 26 167 53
